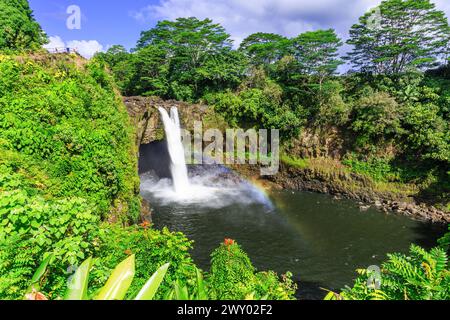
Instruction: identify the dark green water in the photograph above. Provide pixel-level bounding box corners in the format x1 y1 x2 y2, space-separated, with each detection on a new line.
141 176 446 300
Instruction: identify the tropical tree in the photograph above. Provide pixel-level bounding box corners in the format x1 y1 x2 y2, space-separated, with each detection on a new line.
96 45 129 66
131 45 170 97
239 32 290 67
94 45 138 94
291 29 343 87
136 17 232 73
347 0 450 74
135 17 244 100
0 0 47 50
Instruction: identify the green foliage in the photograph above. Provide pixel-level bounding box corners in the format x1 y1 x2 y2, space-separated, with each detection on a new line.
208 240 296 300
0 176 100 298
342 155 400 182
89 225 197 300
206 70 304 140
0 54 140 218
403 102 449 163
291 29 343 82
340 245 450 300
169 268 208 300
346 0 450 74
351 90 403 146
26 255 170 300
23 238 296 301
94 255 135 300
209 241 255 299
0 53 141 299
97 17 246 101
239 33 290 67
314 80 350 126
0 0 47 50
281 155 309 169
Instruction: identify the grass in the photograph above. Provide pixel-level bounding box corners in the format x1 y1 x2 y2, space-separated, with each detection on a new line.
280 154 309 169
280 154 419 198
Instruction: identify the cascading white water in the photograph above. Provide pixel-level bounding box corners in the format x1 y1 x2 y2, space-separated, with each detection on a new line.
158 107 190 193
142 107 272 208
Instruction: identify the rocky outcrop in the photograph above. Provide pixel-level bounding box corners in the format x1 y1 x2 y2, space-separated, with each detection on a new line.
286 126 352 160
232 162 449 224
124 96 209 146
271 163 450 224
125 96 449 224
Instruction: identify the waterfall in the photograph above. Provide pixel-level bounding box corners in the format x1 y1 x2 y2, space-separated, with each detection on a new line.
158 107 190 193
142 107 272 207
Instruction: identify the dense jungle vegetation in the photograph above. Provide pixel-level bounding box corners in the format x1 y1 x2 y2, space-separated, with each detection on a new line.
0 0 449 300
97 0 449 211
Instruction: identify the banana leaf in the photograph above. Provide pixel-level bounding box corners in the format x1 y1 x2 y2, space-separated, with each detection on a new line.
134 263 170 300
95 255 135 300
65 257 93 300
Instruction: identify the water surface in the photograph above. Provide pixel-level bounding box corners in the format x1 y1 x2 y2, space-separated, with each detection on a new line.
141 173 446 299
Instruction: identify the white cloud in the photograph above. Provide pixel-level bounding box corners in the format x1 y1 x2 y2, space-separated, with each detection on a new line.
66 40 104 58
131 0 450 47
43 36 65 51
130 0 383 46
43 36 104 59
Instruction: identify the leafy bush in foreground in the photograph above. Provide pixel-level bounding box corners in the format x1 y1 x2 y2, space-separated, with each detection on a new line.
328 244 450 300
0 54 140 219
25 255 169 300
22 239 295 301
209 239 296 300
89 224 197 300
0 53 142 299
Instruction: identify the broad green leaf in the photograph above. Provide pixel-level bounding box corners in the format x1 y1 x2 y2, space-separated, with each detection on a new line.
24 253 54 299
95 255 135 300
196 268 207 300
65 257 93 300
174 281 189 300
31 254 53 284
134 263 170 300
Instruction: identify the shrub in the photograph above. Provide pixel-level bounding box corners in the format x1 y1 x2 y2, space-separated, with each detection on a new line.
337 245 450 300
342 154 400 183
88 225 197 300
351 90 403 147
281 155 309 170
314 80 350 126
0 54 140 220
0 53 140 299
25 255 170 301
208 239 296 300
0 190 100 299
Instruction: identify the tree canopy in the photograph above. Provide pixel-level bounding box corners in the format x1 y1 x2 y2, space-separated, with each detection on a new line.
97 17 246 101
291 29 343 84
347 0 450 74
239 32 290 66
0 0 47 50
95 8 449 187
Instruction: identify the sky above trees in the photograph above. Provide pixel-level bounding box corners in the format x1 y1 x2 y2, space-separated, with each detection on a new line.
29 0 450 59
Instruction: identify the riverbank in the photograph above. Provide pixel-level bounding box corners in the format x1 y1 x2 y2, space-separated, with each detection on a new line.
231 157 450 224
123 97 449 224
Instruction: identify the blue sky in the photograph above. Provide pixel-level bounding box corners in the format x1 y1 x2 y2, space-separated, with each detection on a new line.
29 0 450 59
29 0 160 55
